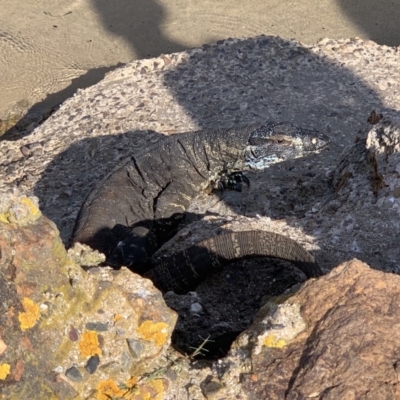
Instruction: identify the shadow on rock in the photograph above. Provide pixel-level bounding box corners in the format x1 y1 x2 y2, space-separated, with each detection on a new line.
1 64 124 141
337 0 400 47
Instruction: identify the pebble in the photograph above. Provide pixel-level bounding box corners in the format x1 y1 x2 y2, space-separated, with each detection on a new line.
85 355 100 374
20 146 30 157
126 339 144 359
393 187 400 198
190 302 203 314
85 322 109 332
65 366 83 382
68 326 79 341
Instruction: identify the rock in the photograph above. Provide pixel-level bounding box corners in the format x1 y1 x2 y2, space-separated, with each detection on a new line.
85 355 100 374
238 259 400 399
65 366 83 382
202 380 224 399
0 192 177 399
68 242 106 267
4 194 400 399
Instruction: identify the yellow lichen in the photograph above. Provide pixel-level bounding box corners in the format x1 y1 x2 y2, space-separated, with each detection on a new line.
78 330 101 357
96 379 125 400
0 211 11 224
20 197 41 219
137 321 168 346
263 334 286 348
146 379 164 400
97 376 163 400
18 298 40 331
0 364 10 380
114 314 123 323
126 376 138 387
0 196 41 225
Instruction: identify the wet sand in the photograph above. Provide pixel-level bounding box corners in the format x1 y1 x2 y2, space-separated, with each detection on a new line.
0 0 399 131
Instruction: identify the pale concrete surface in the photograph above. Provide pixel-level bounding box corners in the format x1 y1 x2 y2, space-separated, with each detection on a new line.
0 0 399 125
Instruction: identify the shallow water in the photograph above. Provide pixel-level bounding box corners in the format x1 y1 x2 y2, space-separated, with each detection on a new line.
3 0 400 136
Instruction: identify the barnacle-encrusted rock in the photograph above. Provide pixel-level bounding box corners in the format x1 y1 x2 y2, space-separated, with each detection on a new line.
0 192 177 399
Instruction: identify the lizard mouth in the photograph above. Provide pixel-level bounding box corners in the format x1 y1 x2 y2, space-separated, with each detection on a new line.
243 134 330 170
244 151 283 170
303 134 331 152
305 142 330 153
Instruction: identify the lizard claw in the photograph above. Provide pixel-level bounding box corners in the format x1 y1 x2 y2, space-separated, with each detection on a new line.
217 171 250 192
241 174 250 187
107 224 157 272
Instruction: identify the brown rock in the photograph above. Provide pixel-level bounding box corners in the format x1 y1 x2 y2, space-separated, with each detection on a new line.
4 193 400 399
241 259 400 399
0 193 177 399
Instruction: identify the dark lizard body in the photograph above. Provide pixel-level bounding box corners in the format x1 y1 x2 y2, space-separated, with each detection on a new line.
145 230 322 294
71 121 329 283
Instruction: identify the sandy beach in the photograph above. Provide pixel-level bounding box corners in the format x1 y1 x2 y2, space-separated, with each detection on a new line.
1 0 399 135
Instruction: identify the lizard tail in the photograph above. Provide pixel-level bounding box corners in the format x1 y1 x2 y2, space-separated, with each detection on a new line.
144 230 323 294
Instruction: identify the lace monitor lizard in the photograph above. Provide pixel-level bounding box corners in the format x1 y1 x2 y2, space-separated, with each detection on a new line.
71 121 329 292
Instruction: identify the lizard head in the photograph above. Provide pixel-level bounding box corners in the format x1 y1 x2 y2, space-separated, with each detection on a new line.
244 121 330 170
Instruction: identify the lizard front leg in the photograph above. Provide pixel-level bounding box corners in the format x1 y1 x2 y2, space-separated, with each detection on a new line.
107 223 157 272
108 180 197 271
206 170 250 193
217 171 250 192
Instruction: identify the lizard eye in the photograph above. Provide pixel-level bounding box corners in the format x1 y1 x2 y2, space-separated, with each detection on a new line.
275 136 291 144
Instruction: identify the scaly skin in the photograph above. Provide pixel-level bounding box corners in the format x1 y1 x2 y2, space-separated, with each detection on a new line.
145 230 323 294
71 121 329 273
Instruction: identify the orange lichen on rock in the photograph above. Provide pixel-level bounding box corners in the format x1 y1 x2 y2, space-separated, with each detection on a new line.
19 196 41 219
0 363 10 380
96 376 164 400
145 379 164 400
126 376 138 387
114 314 123 323
263 334 286 348
137 320 168 346
78 330 101 357
96 379 125 400
18 297 40 331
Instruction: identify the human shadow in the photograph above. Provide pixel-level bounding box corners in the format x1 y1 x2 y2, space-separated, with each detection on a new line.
91 0 187 59
336 0 400 46
2 0 186 141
